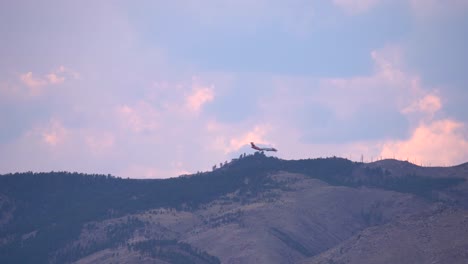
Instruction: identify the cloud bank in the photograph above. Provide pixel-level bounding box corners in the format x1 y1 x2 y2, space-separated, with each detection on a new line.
0 0 466 178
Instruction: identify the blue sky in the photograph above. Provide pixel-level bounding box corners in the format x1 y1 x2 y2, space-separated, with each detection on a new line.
1 0 467 178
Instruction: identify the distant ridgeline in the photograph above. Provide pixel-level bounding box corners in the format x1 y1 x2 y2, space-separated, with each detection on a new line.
0 152 465 263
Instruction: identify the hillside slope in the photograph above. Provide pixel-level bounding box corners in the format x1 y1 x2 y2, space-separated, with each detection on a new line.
0 154 467 263
303 205 468 264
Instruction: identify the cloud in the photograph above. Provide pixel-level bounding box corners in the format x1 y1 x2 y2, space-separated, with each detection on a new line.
0 119 122 175
333 0 381 14
117 101 159 133
39 119 69 147
256 45 468 166
35 120 114 153
185 85 215 112
0 81 21 99
349 47 468 165
209 123 271 154
20 72 48 89
402 93 442 117
312 45 443 122
45 73 65 85
1 1 467 178
85 131 115 156
380 119 468 166
19 66 79 96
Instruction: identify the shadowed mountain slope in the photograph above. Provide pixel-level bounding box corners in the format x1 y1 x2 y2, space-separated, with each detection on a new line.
302 205 468 264
0 153 467 263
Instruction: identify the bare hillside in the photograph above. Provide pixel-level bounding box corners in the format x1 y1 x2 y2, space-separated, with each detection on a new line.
303 205 468 264
65 172 431 263
0 155 467 263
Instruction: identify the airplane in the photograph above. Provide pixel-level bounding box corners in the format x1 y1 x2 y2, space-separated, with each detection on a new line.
250 142 277 152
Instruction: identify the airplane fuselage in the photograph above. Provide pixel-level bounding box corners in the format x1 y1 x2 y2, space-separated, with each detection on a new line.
250 142 277 152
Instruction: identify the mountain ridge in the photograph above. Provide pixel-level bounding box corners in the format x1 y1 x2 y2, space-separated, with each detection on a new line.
1 154 467 263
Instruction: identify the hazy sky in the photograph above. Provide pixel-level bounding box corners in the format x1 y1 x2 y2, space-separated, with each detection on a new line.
1 0 467 178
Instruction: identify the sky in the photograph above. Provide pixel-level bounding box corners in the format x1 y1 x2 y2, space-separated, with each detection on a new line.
1 0 467 178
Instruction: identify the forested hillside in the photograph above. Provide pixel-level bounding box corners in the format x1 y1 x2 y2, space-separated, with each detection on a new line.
0 153 466 263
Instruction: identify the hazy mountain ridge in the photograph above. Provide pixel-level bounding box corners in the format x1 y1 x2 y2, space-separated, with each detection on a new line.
0 153 467 263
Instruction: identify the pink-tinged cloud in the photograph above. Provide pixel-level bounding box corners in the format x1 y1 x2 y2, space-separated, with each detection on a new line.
117 101 159 133
207 122 272 154
85 132 115 156
0 81 22 100
39 119 68 147
56 65 80 79
226 125 271 153
19 66 79 96
333 0 381 14
1 119 124 174
20 72 47 88
185 85 215 112
311 45 447 123
262 45 468 166
370 47 406 82
314 46 421 119
45 73 65 85
402 93 442 117
380 119 468 166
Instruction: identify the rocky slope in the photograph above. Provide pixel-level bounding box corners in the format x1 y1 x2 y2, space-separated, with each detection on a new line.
303 205 468 264
0 154 467 263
